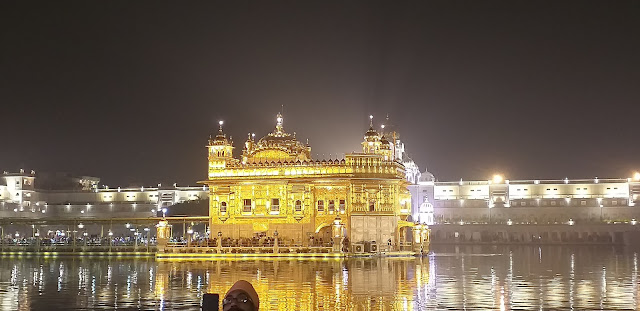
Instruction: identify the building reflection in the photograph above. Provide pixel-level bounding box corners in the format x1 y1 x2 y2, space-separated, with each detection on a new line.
151 257 431 310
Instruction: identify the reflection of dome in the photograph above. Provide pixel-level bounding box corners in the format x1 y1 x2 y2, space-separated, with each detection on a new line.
243 113 311 162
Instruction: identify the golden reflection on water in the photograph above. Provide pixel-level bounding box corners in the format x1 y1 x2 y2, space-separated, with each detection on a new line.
154 257 431 310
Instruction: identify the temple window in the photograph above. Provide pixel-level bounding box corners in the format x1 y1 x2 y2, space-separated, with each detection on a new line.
328 200 335 212
295 200 302 212
317 200 324 212
271 198 280 212
243 199 252 212
220 202 227 213
339 199 345 212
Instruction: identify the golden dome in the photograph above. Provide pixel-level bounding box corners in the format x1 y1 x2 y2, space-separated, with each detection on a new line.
244 113 311 162
210 121 232 146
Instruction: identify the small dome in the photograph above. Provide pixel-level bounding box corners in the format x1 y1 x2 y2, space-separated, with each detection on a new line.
364 126 379 138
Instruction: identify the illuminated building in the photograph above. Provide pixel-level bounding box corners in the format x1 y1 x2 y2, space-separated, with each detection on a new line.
0 170 207 219
410 175 640 225
202 114 417 249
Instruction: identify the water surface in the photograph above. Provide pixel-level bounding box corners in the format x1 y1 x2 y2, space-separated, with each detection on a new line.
0 245 637 310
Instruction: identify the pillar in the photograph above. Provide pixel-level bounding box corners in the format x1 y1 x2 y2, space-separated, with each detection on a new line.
156 220 171 252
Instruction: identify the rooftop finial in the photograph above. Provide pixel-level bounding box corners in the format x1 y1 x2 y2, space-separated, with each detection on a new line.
218 120 224 131
275 112 284 133
369 115 374 127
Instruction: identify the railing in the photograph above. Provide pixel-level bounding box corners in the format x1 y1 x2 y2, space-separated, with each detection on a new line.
163 244 334 254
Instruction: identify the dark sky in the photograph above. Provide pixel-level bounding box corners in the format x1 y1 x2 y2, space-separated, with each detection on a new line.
1 1 638 186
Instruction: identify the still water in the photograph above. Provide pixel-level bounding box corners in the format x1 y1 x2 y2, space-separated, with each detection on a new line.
0 245 638 310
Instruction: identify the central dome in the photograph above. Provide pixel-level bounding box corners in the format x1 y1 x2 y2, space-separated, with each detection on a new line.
243 113 311 163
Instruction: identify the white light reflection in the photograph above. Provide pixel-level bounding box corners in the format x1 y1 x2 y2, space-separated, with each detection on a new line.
633 253 638 310
461 256 467 309
342 267 348 287
38 265 45 293
91 276 96 296
600 266 607 310
11 264 18 286
149 267 154 290
57 263 64 292
569 253 575 310
186 271 193 290
107 265 112 285
507 251 513 309
491 266 497 308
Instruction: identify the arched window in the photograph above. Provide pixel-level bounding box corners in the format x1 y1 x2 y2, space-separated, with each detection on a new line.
339 199 345 212
328 200 335 212
295 200 302 212
220 202 227 213
369 200 375 212
317 200 324 212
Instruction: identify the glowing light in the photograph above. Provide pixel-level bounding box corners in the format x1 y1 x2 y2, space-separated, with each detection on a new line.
77 223 84 229
507 219 513 226
634 172 640 181
632 219 637 225
568 219 575 226
218 120 223 126
125 223 131 229
492 174 504 184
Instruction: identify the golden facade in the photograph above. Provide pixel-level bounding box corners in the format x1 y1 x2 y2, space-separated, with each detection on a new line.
202 114 419 249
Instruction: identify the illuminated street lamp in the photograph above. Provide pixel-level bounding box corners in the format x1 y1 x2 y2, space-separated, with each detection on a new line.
161 208 168 218
108 230 113 250
507 219 513 226
144 227 150 251
634 172 640 181
187 227 194 246
568 219 575 226
77 223 84 229
492 174 504 184
631 219 637 226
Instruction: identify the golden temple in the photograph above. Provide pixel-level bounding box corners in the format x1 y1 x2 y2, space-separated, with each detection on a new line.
200 113 429 253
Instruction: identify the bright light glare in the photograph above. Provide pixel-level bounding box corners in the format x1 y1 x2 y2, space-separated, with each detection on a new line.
492 174 504 184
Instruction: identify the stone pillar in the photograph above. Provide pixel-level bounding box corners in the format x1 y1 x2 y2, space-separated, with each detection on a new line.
332 216 344 253
216 231 222 253
156 220 171 252
274 230 279 254
413 224 423 253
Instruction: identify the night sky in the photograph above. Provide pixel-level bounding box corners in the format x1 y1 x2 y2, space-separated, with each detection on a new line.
1 1 638 186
